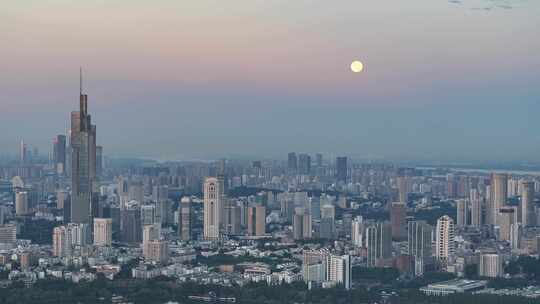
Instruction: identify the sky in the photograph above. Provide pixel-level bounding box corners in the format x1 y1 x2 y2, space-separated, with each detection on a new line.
1 0 539 162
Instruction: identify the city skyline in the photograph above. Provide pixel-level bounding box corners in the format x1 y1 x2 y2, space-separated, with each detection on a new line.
1 1 539 162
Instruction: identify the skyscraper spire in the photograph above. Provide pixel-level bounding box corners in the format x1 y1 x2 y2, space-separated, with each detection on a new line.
79 67 83 95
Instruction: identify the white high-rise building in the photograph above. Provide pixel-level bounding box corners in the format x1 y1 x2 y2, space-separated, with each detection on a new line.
479 253 502 278
93 218 112 246
435 215 455 262
203 177 224 240
351 216 363 247
327 255 352 290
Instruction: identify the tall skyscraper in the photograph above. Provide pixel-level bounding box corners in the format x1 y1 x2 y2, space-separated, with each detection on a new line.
397 176 409 203
488 173 508 225
366 222 392 267
70 71 97 224
178 197 192 241
408 220 432 276
19 139 27 164
521 181 535 227
315 153 323 167
293 207 312 240
120 207 142 243
223 199 241 235
247 206 266 236
336 157 347 183
390 202 407 240
53 135 67 175
470 189 482 227
93 218 112 246
287 152 298 174
498 206 517 241
203 177 224 240
456 199 468 228
435 215 455 262
351 216 364 247
298 153 311 175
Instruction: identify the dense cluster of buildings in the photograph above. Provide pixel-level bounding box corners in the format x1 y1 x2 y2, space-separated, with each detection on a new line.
0 83 540 297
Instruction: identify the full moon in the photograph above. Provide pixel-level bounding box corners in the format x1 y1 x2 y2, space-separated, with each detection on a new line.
350 60 364 73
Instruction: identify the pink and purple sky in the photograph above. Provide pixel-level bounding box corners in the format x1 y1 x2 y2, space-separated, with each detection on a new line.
1 0 539 161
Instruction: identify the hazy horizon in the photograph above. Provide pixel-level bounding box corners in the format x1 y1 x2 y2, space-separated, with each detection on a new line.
2 0 539 162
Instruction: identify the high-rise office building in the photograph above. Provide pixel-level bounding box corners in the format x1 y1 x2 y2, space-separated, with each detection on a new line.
521 181 535 227
223 198 241 236
488 173 508 225
141 204 157 226
336 157 347 183
20 139 27 164
298 154 311 175
408 220 432 276
287 152 298 174
366 222 392 267
178 197 192 241
319 217 335 239
247 206 266 236
293 207 312 240
15 191 29 216
397 176 409 203
203 177 224 240
315 153 323 167
470 189 482 227
120 207 142 243
70 72 97 224
510 223 522 250
390 202 407 240
93 218 112 246
456 199 468 228
281 199 294 223
53 135 67 175
435 215 455 262
498 206 517 242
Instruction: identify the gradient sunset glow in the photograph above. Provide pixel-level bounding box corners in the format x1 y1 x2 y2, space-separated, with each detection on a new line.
1 0 539 161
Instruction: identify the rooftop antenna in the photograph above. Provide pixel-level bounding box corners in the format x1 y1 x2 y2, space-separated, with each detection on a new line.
79 67 83 95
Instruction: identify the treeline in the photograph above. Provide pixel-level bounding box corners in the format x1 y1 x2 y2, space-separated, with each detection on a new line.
0 277 538 304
